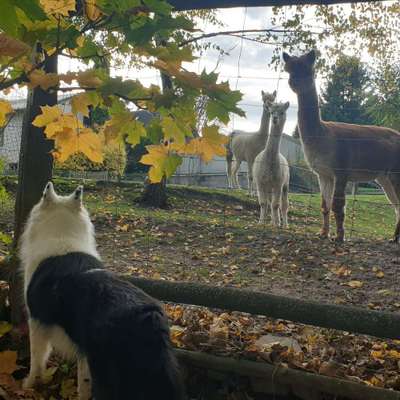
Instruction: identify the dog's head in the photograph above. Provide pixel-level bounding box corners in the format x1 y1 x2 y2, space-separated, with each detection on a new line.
25 182 93 242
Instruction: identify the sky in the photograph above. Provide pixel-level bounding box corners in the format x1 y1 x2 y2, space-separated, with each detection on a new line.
7 6 321 136
189 7 300 135
105 6 309 136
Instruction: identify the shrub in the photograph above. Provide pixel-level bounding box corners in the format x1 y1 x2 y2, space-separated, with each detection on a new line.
54 142 127 180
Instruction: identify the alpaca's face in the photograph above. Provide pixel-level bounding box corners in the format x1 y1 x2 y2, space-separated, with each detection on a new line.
283 50 316 93
270 102 290 130
261 90 277 111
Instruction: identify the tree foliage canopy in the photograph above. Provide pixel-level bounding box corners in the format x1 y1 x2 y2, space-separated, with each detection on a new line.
0 0 244 182
320 55 372 125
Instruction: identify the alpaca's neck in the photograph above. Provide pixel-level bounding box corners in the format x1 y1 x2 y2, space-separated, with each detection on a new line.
265 124 283 162
297 80 323 136
258 107 270 137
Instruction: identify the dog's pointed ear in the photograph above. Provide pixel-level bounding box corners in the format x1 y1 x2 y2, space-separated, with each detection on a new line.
282 52 291 63
42 181 57 203
72 185 83 205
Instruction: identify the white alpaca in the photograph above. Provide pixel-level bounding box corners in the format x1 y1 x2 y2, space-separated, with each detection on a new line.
226 90 276 195
253 101 290 226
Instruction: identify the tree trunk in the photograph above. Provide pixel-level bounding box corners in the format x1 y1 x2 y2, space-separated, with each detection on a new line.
139 176 168 208
139 56 172 208
9 52 57 326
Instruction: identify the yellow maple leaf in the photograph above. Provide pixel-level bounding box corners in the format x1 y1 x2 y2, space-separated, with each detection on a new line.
140 144 182 183
28 69 60 90
77 70 102 88
0 350 18 374
347 280 364 288
0 100 13 127
55 127 103 163
32 105 62 127
0 33 30 57
40 0 76 17
71 92 99 117
178 125 227 162
59 72 77 85
102 112 132 143
84 0 103 21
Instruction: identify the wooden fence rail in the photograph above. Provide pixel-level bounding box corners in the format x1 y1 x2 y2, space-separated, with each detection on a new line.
129 277 400 340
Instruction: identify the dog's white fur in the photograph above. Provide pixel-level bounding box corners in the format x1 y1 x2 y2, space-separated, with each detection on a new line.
19 182 97 399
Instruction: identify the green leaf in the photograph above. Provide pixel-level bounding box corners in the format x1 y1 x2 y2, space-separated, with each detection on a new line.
164 154 182 178
0 232 12 245
126 120 147 147
0 0 18 36
143 0 172 15
14 0 47 21
0 322 12 338
161 116 186 145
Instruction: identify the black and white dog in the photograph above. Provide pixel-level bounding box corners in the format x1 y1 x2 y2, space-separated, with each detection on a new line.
20 182 184 400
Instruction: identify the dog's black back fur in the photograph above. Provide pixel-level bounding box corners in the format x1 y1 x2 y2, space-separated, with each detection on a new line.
27 252 185 400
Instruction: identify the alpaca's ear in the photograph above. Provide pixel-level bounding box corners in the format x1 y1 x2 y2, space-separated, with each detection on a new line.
272 90 277 99
282 52 291 63
306 50 316 64
261 90 265 97
42 181 57 203
284 101 290 110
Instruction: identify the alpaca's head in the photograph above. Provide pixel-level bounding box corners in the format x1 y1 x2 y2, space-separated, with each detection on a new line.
282 50 316 94
261 90 277 111
270 101 290 131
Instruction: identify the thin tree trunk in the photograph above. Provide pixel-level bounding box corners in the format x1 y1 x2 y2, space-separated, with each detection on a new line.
9 52 57 326
139 50 172 208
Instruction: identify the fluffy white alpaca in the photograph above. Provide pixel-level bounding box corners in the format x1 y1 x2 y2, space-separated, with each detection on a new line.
253 101 290 226
226 90 276 195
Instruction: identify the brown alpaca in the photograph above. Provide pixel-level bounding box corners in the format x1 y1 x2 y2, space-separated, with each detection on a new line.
283 50 400 242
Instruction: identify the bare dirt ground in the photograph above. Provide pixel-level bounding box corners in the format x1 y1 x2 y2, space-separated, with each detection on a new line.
1 179 400 397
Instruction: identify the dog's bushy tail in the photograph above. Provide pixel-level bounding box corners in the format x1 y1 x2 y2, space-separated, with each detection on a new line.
88 305 185 400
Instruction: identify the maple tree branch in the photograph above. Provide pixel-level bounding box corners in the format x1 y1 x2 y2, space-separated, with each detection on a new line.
179 28 324 46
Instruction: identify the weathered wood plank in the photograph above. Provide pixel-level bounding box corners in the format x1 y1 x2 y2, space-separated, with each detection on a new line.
129 277 400 339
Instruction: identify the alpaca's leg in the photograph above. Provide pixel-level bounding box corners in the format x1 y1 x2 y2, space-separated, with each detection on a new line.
318 175 334 238
226 159 233 188
271 190 282 227
257 186 269 224
24 319 52 388
247 161 254 196
332 176 347 242
377 176 400 242
78 357 92 400
281 185 289 228
231 160 241 189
